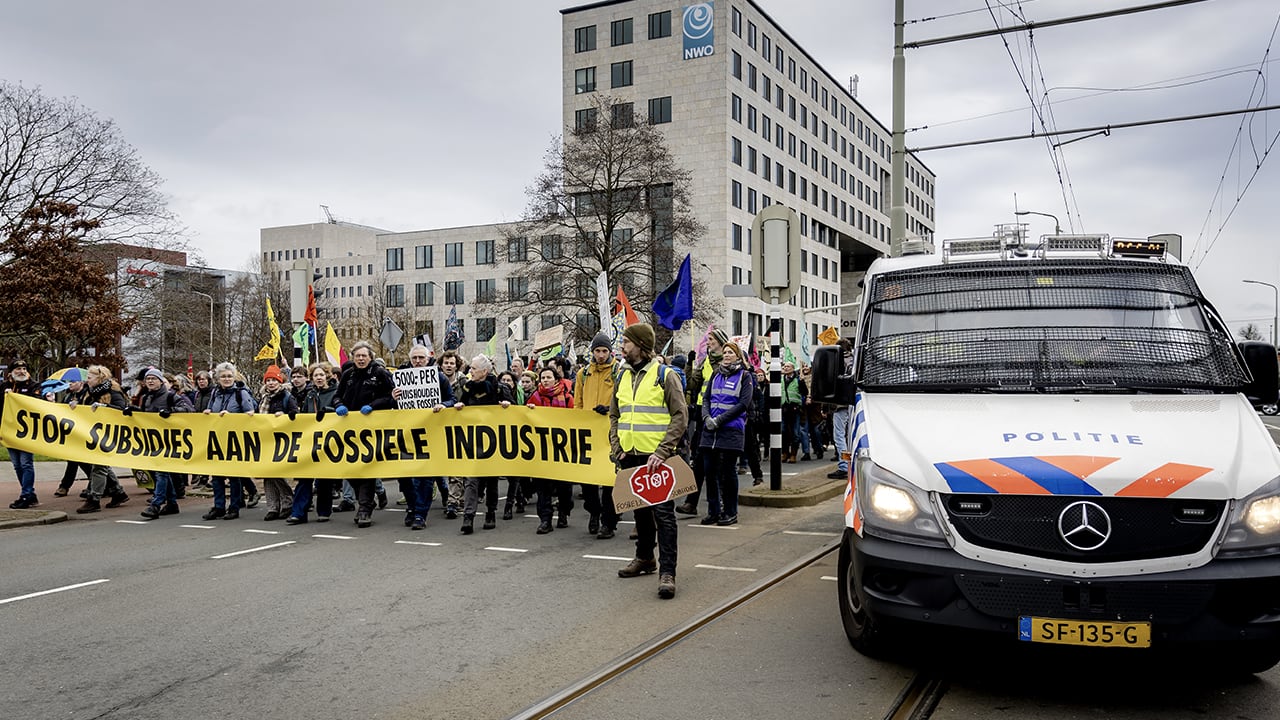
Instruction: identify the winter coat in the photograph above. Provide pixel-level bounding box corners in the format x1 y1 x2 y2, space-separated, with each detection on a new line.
262 387 299 415
79 380 130 410
207 383 258 414
459 374 511 406
302 383 339 414
138 387 195 414
194 386 215 412
699 364 753 452
333 363 396 412
0 377 41 420
573 360 616 413
529 381 574 409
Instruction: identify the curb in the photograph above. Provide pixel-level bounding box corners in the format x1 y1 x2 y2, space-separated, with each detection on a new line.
0 510 69 529
739 466 847 508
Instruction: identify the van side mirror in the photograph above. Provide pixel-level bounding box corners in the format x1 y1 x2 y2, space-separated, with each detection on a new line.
810 345 856 406
1238 341 1279 408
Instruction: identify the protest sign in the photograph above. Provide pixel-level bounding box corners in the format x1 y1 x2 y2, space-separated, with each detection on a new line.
393 366 442 409
611 456 697 513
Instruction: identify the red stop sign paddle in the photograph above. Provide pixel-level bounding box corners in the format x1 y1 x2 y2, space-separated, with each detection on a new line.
628 464 678 505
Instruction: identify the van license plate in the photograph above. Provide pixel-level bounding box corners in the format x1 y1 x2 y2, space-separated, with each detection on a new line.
1018 617 1151 648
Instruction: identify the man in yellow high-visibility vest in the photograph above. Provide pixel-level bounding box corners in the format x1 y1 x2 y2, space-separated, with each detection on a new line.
610 323 689 600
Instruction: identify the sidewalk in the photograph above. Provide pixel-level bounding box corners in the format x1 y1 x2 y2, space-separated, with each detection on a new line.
0 461 148 529
739 458 847 508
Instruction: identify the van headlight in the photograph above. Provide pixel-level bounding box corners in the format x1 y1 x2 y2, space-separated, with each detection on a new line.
856 455 946 547
1220 476 1280 557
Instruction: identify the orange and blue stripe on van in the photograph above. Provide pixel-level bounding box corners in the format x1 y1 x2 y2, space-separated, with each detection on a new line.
934 456 1213 497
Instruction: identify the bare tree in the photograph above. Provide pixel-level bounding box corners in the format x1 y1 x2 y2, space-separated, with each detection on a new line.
0 82 185 254
498 94 715 346
1239 323 1266 342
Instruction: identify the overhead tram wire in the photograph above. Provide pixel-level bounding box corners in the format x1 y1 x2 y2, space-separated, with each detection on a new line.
906 0 1046 26
983 0 1081 232
1190 11 1280 270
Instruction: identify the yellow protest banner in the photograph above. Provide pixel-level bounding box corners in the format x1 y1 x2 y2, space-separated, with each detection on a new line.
0 393 614 484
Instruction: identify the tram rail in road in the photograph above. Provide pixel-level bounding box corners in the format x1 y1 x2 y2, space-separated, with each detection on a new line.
509 539 949 720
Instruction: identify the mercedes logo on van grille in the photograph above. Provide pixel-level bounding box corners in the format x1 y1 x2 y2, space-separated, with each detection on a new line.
1058 500 1112 551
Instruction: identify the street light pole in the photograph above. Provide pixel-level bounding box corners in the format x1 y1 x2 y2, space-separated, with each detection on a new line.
1243 279 1279 346
1014 210 1062 234
191 290 215 370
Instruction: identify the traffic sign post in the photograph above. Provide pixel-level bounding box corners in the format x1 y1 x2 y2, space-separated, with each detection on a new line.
751 206 800 491
290 260 311 369
380 318 404 364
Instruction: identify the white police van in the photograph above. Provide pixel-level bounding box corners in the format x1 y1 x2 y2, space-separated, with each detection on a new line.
810 227 1280 673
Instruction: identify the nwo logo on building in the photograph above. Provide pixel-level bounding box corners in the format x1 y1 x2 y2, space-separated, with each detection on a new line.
683 3 715 60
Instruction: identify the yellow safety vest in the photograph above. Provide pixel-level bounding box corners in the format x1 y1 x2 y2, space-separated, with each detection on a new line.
693 358 714 405
616 363 673 454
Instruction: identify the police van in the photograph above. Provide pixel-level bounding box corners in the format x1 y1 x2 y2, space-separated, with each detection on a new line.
810 227 1280 673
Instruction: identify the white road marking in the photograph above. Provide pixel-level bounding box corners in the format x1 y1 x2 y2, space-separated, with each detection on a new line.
312 534 355 540
695 564 758 572
179 524 217 529
783 530 840 537
582 554 631 562
0 579 110 606
395 540 442 547
114 520 150 525
820 576 838 581
210 541 296 559
485 546 529 553
523 514 540 519
617 520 636 525
243 529 279 535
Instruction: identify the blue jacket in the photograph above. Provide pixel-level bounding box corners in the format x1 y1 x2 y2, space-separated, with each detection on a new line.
699 366 753 452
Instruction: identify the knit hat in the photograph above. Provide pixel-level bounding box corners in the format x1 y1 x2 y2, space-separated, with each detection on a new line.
590 331 612 351
710 328 729 347
263 365 285 383
623 323 656 353
144 367 165 381
670 354 687 369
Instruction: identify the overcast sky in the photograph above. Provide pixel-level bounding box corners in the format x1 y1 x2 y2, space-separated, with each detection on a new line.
4 0 1278 335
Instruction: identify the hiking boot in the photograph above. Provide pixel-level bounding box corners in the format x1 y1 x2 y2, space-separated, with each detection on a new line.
502 503 514 521
76 498 101 514
160 502 180 516
9 495 37 509
596 526 615 540
336 500 355 512
658 574 676 599
618 558 658 578
105 492 130 508
445 505 458 520
753 476 765 486
556 512 569 529
588 514 600 535
674 503 697 516
377 489 389 509
356 511 372 528
536 520 553 534
202 507 225 521
411 516 425 531
483 511 496 530
262 511 282 521
245 491 260 508
717 514 738 526
800 453 812 461
223 509 240 520
139 505 161 520
700 515 720 525
53 487 70 497
404 512 415 527
827 468 847 479
460 514 474 534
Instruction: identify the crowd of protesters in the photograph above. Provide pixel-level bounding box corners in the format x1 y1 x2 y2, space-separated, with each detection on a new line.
2 326 845 599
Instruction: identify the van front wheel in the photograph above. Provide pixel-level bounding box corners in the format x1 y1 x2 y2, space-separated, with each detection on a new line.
838 529 891 657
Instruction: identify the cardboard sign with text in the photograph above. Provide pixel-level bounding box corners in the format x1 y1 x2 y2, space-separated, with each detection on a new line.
612 455 697 513
393 366 442 409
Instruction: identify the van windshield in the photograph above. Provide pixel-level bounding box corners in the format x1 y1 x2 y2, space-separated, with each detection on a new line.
859 259 1247 392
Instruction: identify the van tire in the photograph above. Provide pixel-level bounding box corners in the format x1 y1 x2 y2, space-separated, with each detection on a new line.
838 529 892 658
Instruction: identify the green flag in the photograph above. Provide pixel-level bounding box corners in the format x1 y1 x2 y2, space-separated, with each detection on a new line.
539 344 562 361
292 324 311 366
782 345 795 365
487 333 496 359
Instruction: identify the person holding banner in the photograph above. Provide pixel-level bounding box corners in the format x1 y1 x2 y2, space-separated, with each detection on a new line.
287 363 340 524
70 365 134 514
137 368 195 519
2 359 42 509
333 341 397 528
453 354 512 534
258 365 299 521
698 342 754 527
437 350 467 519
390 344 454 531
610 323 688 600
527 365 574 534
574 332 620 539
201 362 258 520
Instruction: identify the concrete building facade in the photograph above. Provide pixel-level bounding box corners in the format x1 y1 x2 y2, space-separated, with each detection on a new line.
262 0 935 359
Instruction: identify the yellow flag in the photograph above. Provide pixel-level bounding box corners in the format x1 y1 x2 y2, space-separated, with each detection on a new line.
818 326 840 345
255 298 282 361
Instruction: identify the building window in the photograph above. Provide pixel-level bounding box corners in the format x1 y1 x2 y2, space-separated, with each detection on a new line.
731 180 742 209
386 284 404 308
476 278 496 304
747 21 757 49
574 108 597 132
648 96 672 124
732 223 742 251
575 67 596 94
507 236 528 262
443 242 464 267
731 93 741 122
541 275 563 299
731 137 742 165
732 266 744 285
747 63 757 91
445 281 464 305
748 188 758 214
541 235 564 260
648 11 671 39
732 51 742 80
611 18 633 46
610 102 634 128
414 245 432 269
747 104 757 132
507 276 529 300
731 6 742 36
611 60 633 88
476 239 495 265
575 25 596 52
415 282 434 307
477 317 496 342
747 146 757 173
385 247 403 271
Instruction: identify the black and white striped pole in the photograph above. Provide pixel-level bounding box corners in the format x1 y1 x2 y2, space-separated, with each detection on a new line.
751 206 800 492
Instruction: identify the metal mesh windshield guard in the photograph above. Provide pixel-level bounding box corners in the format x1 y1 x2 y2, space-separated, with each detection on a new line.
861 260 1248 390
